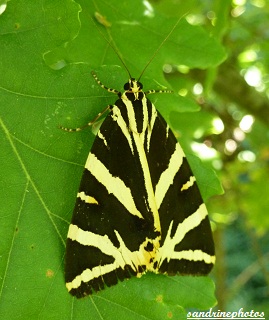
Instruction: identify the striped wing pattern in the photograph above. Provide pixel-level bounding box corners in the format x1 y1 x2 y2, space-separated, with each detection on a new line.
65 80 215 298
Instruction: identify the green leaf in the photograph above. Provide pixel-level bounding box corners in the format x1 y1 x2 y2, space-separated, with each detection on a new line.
188 154 224 201
0 0 221 318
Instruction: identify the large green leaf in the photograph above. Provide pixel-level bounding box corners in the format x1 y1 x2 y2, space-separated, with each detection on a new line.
0 0 223 319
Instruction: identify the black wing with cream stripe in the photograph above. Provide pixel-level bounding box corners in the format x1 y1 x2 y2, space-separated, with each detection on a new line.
65 79 215 298
146 106 215 275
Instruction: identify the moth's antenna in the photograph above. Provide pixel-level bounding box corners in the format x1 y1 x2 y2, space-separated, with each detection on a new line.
137 16 183 82
91 15 132 79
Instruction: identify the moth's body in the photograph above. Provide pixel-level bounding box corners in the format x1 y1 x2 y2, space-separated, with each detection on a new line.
65 78 215 298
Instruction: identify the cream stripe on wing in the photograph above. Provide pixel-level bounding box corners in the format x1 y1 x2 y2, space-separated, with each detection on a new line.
133 131 160 232
85 152 143 219
156 203 212 265
97 131 108 147
146 106 158 152
155 143 185 210
77 191 99 205
128 98 160 232
66 225 152 291
67 225 152 269
170 249 216 264
181 176 196 191
67 224 120 256
111 105 134 154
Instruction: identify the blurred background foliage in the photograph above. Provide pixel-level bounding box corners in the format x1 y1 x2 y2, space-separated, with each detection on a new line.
152 0 269 312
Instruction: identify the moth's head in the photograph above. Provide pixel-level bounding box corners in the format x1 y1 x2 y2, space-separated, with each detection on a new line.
124 79 143 93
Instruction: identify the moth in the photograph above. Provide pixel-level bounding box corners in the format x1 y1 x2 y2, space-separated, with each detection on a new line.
63 15 215 298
